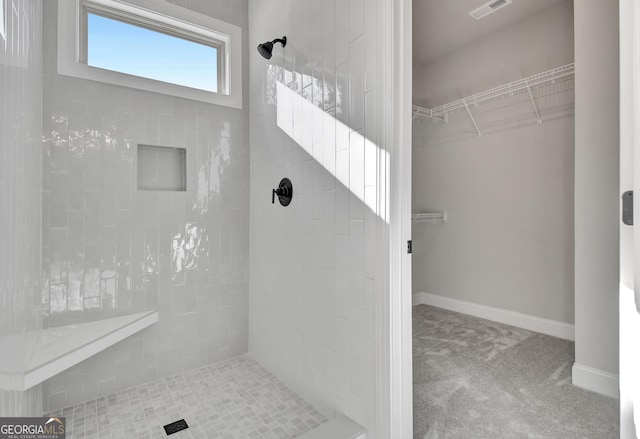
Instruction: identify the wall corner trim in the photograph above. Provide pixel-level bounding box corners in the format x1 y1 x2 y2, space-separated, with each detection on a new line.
572 363 620 399
413 292 575 341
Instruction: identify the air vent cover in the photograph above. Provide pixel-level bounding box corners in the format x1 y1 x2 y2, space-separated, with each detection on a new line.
469 0 512 20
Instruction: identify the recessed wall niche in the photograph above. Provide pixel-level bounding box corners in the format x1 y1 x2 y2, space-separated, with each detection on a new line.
137 144 187 191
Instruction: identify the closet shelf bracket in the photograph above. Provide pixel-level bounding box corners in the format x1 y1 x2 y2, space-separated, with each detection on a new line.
463 100 482 137
525 81 542 125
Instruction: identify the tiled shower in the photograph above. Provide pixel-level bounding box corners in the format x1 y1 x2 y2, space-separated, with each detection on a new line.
39 0 250 410
0 0 389 437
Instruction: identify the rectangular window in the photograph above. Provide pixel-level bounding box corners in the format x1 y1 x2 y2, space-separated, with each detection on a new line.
58 0 242 108
87 12 219 93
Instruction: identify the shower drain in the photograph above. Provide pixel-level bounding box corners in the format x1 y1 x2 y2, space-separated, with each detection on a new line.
163 419 189 435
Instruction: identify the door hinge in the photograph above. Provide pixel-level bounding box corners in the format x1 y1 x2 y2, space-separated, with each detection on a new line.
407 240 412 254
623 191 633 225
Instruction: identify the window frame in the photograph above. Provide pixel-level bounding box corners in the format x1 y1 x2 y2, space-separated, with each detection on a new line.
57 0 242 108
0 0 6 44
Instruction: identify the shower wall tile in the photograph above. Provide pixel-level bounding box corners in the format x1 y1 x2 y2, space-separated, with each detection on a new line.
0 0 44 417
349 0 365 41
249 0 388 436
335 2 350 67
40 0 249 412
349 37 366 132
336 62 350 127
364 0 377 93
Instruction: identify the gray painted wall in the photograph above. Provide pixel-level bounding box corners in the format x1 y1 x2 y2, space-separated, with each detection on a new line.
412 1 576 324
573 0 619 377
0 0 43 417
40 0 250 412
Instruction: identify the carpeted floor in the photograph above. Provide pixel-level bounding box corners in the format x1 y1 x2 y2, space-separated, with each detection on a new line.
413 305 619 439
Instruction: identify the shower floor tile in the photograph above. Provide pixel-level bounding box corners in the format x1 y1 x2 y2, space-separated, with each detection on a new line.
47 355 326 439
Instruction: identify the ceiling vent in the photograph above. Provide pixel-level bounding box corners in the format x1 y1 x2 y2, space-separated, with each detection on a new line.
469 0 512 20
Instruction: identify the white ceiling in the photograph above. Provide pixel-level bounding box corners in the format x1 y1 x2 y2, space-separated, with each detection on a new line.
413 0 569 68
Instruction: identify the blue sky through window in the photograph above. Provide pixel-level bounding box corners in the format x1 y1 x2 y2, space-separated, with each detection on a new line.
87 13 218 93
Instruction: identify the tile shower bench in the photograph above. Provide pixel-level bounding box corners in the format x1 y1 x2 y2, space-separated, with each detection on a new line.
0 311 158 391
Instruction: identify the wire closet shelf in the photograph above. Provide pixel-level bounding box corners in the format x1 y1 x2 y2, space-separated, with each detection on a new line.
412 212 447 224
412 63 575 136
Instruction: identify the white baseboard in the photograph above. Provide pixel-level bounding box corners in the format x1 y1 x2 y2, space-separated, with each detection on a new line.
413 292 575 341
572 363 620 399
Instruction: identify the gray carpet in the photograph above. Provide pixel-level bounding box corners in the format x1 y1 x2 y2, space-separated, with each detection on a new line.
413 305 619 439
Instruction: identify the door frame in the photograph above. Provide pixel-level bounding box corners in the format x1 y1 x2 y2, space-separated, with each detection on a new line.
619 0 640 437
388 0 413 437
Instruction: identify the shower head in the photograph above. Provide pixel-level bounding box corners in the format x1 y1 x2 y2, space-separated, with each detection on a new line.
257 36 287 59
257 42 274 59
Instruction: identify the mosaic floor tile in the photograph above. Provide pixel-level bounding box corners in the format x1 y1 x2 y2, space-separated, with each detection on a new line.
47 355 326 439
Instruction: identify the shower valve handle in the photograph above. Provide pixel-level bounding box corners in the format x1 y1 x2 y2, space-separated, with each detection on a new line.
272 178 293 206
272 187 289 203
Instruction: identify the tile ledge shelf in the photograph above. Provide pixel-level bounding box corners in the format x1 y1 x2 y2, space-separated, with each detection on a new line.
0 311 159 391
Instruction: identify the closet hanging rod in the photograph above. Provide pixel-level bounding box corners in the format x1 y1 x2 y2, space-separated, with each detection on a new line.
412 63 574 122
